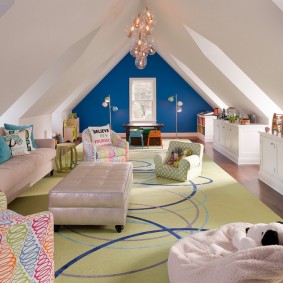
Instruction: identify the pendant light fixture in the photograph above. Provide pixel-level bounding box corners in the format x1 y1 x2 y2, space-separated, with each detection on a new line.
128 0 156 69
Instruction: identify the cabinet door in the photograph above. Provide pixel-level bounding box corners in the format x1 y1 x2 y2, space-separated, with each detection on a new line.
228 126 239 154
261 136 276 175
276 139 283 177
213 120 220 143
219 124 226 146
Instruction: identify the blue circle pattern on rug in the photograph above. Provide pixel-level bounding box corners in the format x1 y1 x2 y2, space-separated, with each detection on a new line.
55 159 211 279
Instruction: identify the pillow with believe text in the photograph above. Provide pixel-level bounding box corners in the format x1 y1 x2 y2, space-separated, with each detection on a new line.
88 125 111 146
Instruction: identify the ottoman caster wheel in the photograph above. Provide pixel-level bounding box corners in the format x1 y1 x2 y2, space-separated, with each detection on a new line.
115 225 124 233
54 225 61 232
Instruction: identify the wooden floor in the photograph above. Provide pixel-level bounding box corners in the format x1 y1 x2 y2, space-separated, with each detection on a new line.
190 137 283 219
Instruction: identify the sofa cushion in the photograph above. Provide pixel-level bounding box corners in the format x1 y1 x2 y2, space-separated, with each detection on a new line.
0 148 56 193
3 131 30 156
0 136 12 164
4 123 37 148
88 125 111 146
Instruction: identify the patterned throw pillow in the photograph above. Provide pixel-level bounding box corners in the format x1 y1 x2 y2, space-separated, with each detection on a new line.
4 127 34 152
3 131 30 156
4 123 37 148
88 125 111 146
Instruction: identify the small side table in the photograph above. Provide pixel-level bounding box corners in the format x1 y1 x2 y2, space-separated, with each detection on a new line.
55 143 77 173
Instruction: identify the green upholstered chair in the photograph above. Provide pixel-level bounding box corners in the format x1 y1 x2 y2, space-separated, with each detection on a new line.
154 141 204 181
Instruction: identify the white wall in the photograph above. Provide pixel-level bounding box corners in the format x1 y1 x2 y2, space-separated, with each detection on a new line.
20 114 53 139
52 110 70 137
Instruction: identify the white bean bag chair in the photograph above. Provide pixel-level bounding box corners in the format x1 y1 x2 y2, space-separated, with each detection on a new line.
168 222 283 283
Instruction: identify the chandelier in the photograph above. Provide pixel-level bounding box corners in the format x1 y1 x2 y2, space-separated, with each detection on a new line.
128 0 156 69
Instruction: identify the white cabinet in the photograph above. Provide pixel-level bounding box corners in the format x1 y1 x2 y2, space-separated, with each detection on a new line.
226 125 239 155
258 132 283 195
197 114 216 142
213 120 266 164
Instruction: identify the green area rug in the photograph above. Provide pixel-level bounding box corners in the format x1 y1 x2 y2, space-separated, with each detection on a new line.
8 144 282 283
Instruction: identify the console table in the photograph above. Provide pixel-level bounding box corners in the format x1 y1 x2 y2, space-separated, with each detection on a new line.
123 123 164 146
213 119 266 164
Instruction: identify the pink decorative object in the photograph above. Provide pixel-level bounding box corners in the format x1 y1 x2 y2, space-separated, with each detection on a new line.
265 127 270 133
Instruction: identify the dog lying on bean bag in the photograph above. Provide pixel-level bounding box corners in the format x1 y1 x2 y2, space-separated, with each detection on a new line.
168 222 283 283
232 222 283 251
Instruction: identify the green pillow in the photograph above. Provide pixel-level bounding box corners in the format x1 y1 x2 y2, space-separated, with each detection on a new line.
0 135 12 163
173 156 182 168
4 123 37 148
185 149 193 156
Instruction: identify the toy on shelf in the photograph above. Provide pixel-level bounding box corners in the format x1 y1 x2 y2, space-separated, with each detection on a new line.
63 117 80 142
271 113 283 135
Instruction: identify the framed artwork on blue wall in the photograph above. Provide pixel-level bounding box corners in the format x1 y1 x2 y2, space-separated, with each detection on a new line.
129 78 156 124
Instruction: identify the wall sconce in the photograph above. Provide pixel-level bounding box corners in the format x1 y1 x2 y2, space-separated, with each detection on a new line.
102 95 118 129
168 94 183 138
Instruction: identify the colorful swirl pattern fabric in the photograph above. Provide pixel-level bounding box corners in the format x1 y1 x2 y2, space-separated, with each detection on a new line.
82 128 129 162
0 192 54 283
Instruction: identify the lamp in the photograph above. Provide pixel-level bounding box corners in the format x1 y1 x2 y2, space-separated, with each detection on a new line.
102 95 118 129
168 94 183 138
128 0 156 69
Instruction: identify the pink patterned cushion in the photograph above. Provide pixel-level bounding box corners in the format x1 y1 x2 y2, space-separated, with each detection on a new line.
96 145 127 159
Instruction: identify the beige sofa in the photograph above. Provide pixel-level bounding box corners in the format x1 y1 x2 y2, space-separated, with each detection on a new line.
0 127 56 203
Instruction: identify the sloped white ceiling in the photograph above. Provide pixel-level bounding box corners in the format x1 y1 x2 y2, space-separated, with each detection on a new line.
0 0 282 127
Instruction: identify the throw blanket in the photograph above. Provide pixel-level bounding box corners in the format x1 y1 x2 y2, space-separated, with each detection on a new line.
168 222 283 283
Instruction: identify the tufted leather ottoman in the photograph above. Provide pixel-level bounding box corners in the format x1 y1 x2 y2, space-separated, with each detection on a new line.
48 162 133 232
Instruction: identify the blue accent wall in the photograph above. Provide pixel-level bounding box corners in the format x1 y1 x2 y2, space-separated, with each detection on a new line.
73 53 212 133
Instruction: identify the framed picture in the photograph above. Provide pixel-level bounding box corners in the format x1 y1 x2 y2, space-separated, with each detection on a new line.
129 78 156 123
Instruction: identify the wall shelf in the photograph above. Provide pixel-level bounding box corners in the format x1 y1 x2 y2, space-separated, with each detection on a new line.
197 114 216 142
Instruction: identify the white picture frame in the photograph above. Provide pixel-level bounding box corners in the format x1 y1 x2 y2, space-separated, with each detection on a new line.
129 78 156 123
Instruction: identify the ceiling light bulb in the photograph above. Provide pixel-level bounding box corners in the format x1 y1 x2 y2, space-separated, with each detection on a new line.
135 15 141 28
145 25 151 35
148 45 155 55
137 40 142 52
128 25 135 38
135 57 147 69
146 8 152 19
